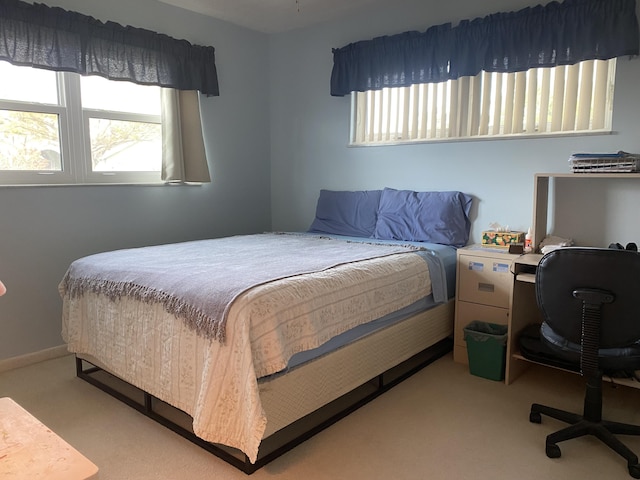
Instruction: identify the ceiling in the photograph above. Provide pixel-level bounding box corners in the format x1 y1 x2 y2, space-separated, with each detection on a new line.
155 0 382 34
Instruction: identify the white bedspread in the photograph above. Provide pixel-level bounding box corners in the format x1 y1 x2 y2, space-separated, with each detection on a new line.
62 245 431 462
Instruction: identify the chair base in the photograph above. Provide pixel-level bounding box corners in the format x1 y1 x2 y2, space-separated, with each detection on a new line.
530 403 640 478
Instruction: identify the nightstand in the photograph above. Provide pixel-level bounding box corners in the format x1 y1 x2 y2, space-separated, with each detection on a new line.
453 245 518 365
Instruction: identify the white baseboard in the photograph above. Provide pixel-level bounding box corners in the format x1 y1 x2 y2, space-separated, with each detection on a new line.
0 345 70 373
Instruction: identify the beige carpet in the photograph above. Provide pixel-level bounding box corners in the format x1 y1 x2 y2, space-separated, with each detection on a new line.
1 353 640 480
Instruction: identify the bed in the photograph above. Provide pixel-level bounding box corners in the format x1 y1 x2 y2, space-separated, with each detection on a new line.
60 188 472 473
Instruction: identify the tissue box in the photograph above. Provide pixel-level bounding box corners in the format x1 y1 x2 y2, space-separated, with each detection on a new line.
481 231 525 249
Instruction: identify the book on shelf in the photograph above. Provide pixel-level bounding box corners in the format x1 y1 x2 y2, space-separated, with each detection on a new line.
568 151 640 173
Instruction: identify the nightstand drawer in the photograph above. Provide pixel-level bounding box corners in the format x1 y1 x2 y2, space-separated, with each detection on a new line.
458 254 513 308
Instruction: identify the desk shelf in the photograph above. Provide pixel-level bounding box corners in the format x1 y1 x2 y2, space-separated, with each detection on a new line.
532 173 640 251
515 272 535 283
511 352 640 389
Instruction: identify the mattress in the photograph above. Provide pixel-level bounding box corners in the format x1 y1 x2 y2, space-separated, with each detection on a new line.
274 234 455 373
61 233 456 462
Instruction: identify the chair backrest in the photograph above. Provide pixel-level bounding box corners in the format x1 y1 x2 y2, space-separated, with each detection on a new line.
536 247 640 349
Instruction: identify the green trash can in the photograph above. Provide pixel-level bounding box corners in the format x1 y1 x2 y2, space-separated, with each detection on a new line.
463 321 508 381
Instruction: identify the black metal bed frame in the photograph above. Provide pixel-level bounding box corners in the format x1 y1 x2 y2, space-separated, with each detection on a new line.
75 337 452 474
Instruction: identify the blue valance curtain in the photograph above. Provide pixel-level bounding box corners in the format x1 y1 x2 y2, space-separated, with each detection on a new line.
330 0 639 97
0 0 219 96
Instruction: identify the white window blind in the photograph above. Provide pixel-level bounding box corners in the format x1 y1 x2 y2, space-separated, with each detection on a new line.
351 59 616 145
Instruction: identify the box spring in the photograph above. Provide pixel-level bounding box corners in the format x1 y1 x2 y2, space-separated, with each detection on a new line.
75 299 453 473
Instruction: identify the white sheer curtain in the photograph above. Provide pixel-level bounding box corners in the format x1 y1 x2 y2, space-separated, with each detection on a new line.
161 89 211 183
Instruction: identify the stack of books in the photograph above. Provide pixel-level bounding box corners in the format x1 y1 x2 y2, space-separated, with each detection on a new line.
569 151 640 173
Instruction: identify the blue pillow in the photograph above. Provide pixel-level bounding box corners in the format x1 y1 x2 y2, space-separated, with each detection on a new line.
308 189 382 237
373 188 473 247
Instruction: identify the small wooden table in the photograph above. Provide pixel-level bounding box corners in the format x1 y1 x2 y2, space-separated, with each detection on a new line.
0 397 98 479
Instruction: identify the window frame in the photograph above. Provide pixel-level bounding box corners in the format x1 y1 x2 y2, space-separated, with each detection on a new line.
0 66 164 186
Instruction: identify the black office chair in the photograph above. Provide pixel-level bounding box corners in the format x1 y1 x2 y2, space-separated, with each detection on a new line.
530 247 640 478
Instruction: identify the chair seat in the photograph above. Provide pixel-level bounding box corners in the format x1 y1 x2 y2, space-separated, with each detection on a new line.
541 322 640 374
518 323 580 372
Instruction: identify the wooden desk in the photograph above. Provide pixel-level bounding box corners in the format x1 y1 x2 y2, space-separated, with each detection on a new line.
456 173 640 384
454 250 640 389
505 253 544 384
505 254 640 390
0 397 98 479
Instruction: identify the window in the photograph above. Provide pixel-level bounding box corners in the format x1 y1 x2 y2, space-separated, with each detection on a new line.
351 59 616 145
0 61 162 185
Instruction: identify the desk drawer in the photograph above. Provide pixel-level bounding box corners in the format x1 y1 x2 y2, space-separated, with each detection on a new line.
458 254 513 308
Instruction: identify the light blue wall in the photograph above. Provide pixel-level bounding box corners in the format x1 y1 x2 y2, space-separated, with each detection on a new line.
3 0 640 362
0 0 271 361
269 0 640 246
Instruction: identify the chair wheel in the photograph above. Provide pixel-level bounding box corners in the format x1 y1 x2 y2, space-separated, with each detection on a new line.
529 411 541 424
546 443 561 458
629 463 640 479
